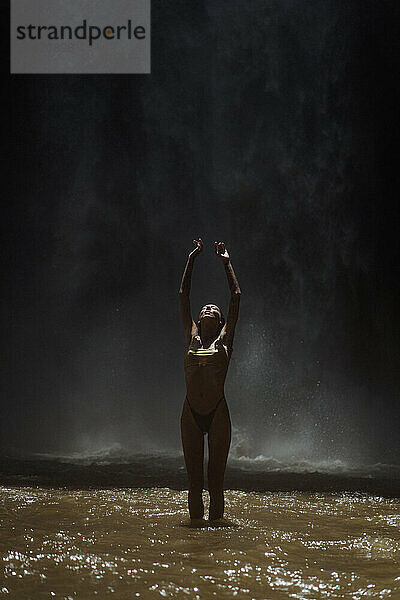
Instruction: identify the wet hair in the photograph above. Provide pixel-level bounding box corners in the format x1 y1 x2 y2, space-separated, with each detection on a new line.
197 306 225 337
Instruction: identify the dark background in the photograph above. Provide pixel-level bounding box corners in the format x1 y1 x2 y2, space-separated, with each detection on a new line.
2 1 399 465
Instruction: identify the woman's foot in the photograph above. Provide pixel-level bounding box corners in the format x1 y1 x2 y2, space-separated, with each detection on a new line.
181 518 208 528
207 517 236 528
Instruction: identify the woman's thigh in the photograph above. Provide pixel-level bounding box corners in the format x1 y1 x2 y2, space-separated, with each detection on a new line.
180 399 205 486
207 399 231 485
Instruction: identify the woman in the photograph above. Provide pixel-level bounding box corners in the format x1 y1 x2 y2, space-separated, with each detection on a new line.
179 238 241 526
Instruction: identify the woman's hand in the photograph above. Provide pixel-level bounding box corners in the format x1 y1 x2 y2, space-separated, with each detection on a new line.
189 238 203 259
214 241 230 264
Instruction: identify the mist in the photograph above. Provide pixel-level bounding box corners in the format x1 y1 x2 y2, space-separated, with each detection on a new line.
3 0 399 467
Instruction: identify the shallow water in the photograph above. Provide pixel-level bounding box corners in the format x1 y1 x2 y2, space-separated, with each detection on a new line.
1 486 399 599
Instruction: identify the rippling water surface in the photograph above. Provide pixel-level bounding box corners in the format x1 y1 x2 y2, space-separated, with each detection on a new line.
1 485 399 599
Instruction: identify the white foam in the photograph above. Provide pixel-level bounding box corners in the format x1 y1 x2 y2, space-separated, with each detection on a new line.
229 454 400 478
22 444 400 479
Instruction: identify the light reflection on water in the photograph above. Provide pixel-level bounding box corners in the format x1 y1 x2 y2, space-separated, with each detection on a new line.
1 486 399 599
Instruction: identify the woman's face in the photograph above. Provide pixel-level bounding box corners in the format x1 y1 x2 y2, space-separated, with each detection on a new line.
199 304 222 324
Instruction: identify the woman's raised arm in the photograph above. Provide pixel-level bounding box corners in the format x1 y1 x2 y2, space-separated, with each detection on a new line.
214 241 241 353
179 238 203 345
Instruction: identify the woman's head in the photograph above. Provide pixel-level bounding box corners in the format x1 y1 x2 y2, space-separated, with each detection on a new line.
197 304 225 337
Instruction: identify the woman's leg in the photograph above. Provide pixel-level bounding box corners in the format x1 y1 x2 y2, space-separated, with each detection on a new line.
180 399 205 520
207 399 231 520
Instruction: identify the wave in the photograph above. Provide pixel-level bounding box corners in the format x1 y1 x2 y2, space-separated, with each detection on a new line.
230 455 400 479
11 443 400 480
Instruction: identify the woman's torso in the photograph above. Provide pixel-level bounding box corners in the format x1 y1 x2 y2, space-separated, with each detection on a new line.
184 333 230 413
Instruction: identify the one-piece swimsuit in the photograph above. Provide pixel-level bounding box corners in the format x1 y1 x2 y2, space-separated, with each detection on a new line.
184 334 228 434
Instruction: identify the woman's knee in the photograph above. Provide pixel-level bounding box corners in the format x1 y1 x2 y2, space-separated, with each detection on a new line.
208 483 223 498
207 468 224 491
188 474 204 493
189 483 204 498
